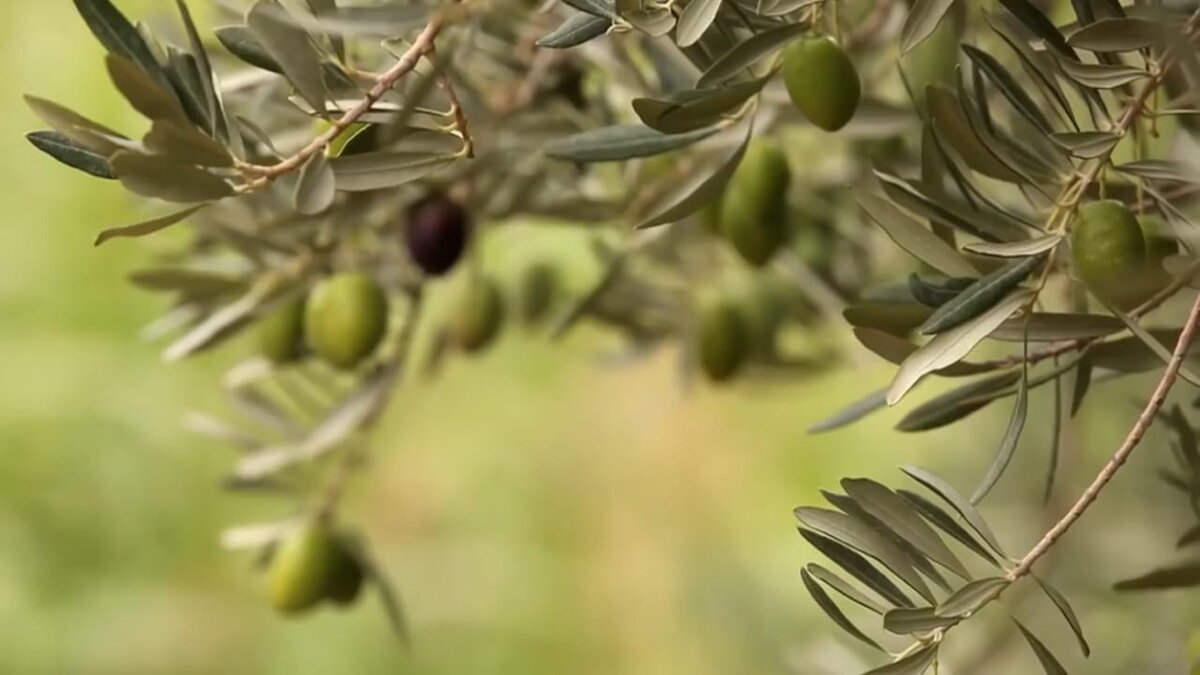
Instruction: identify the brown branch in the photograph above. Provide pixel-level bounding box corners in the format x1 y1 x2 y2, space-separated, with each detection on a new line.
1005 292 1200 580
238 18 447 193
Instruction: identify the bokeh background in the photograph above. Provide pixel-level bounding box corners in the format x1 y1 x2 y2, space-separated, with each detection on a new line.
2 2 1199 674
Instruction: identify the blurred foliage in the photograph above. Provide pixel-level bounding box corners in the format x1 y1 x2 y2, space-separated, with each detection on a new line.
1 1 1199 674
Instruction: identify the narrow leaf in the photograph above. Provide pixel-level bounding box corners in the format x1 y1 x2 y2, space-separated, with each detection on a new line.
696 22 811 87
800 568 884 651
110 151 234 203
888 290 1032 405
883 607 959 635
901 465 1006 556
937 577 1008 617
919 255 1043 335
1015 620 1069 675
806 563 886 614
545 124 717 162
26 130 115 179
1068 17 1169 52
842 478 972 579
676 0 721 47
247 0 328 113
537 13 610 49
901 0 958 55
1113 561 1200 590
971 342 1030 504
635 124 749 228
95 203 208 246
857 192 978 278
862 643 938 674
964 234 1062 258
898 489 1000 566
808 388 890 434
329 151 455 191
294 151 336 215
799 529 915 608
1035 576 1091 656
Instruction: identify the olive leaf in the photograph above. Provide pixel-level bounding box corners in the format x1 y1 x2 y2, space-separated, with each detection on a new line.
799 529 916 608
807 388 890 434
544 124 718 162
883 607 959 635
107 54 189 123
73 0 178 99
1068 17 1170 52
805 563 886 614
919 254 1044 335
970 343 1029 504
895 371 1022 432
1015 620 1069 675
1113 560 1200 590
853 327 990 376
901 465 1006 556
26 130 116 179
857 192 977 278
862 643 938 675
1035 576 1091 656
294 151 336 215
800 568 884 651
144 120 234 167
24 95 130 156
537 13 611 49
695 21 811 87
960 44 1054 135
633 77 767 134
1115 160 1199 183
95 203 210 246
634 123 750 228
1056 56 1149 89
329 151 456 191
794 507 936 603
900 0 958 55
246 0 329 114
898 489 1000 566
1051 131 1121 158
675 0 721 48
888 289 1032 405
110 151 235 203
214 25 285 73
842 478 971 579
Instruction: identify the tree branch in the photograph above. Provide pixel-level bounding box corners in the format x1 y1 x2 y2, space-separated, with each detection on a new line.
238 17 447 193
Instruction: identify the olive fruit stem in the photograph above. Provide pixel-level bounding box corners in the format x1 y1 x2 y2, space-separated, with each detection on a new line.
431 44 475 159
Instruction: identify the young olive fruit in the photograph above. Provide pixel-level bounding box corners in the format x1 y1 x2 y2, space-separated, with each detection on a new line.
258 297 306 364
517 261 560 325
782 36 861 132
267 523 363 615
721 141 791 266
405 193 469 277
1071 200 1147 308
451 276 505 353
304 272 389 369
697 296 752 383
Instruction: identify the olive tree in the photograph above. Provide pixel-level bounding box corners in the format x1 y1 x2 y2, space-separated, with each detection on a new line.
23 0 1200 671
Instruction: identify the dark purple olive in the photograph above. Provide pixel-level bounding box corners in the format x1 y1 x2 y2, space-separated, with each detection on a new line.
404 194 469 276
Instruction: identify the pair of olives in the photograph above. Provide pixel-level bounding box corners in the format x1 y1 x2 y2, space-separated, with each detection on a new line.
258 272 389 370
267 522 365 615
1070 200 1177 309
782 36 862 132
704 141 793 266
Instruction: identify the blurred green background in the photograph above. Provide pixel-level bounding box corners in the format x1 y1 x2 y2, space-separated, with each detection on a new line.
2 2 1199 674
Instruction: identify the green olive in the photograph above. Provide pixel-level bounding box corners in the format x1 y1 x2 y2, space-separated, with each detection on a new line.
782 36 861 132
697 296 751 383
267 523 347 615
304 272 389 369
1071 200 1147 308
721 141 791 266
258 297 306 364
451 276 505 353
517 262 560 325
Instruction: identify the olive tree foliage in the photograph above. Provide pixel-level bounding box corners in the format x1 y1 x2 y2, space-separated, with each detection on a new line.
22 0 1200 670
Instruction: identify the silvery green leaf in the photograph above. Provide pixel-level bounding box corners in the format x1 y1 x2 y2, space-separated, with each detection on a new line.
537 13 611 49
1057 56 1149 89
73 0 178 98
964 234 1062 258
676 0 721 47
897 489 1001 566
887 290 1030 405
805 563 886 614
901 0 958 54
799 529 915 608
1015 620 1069 675
110 151 234 203
901 465 1006 556
1115 160 1199 183
215 25 284 73
842 478 971 579
971 352 1029 504
144 119 234 167
695 21 811 87
883 607 959 635
544 124 718 162
107 54 189 123
800 568 884 651
808 388 890 434
635 123 750 228
919 255 1044 335
1051 131 1120 158
329 151 456 191
857 192 977 278
633 77 767 134
1068 17 1170 52
294 151 336 215
26 130 116 179
95 203 210 246
247 0 328 113
24 95 129 156
862 643 938 674
895 371 1021 433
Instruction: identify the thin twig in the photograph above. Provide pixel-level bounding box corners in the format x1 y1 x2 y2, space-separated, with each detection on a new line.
238 18 447 193
431 45 475 158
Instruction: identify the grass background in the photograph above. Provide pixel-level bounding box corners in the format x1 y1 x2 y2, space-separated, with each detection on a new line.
1 1 1198 673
